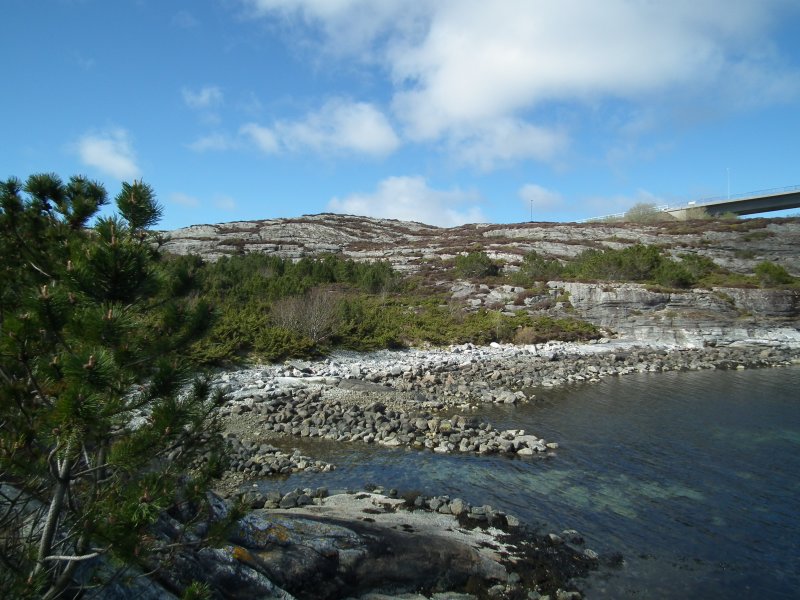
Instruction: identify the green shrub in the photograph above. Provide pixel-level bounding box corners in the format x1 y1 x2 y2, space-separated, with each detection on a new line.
514 317 600 344
677 253 719 280
182 254 401 364
558 244 724 289
515 250 564 282
565 244 663 281
187 302 270 364
653 261 694 289
743 230 773 241
333 295 406 350
253 327 317 361
754 261 794 287
623 203 668 223
454 251 500 278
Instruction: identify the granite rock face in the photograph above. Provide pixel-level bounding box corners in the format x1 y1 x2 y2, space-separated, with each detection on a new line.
162 214 800 276
554 281 800 345
161 214 800 344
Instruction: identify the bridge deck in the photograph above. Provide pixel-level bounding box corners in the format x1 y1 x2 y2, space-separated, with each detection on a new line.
580 185 800 222
667 186 800 218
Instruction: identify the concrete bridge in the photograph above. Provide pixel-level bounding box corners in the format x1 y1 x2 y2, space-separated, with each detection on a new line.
580 185 800 222
665 185 800 220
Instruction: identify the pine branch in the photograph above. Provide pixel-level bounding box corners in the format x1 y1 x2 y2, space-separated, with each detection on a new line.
41 534 95 600
0 365 34 425
43 551 101 562
72 462 113 480
32 439 73 581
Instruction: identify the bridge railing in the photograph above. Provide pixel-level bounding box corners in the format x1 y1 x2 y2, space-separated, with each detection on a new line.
578 184 800 222
664 184 800 211
577 205 669 223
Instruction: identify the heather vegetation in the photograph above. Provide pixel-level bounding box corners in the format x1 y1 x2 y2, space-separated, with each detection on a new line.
512 245 797 290
181 241 796 364
180 252 599 364
454 250 501 278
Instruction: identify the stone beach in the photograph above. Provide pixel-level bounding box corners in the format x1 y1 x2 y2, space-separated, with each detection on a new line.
213 339 800 491
178 337 799 599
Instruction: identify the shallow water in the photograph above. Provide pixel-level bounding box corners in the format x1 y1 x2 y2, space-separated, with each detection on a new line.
254 366 800 598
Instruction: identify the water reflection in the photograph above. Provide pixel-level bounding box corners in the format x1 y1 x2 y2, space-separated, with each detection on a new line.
254 366 800 598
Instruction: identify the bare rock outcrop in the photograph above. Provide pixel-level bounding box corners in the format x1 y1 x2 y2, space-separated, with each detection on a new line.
162 214 800 276
553 281 800 345
161 213 800 345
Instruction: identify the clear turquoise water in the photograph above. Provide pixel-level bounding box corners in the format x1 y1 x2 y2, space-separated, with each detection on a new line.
255 366 800 598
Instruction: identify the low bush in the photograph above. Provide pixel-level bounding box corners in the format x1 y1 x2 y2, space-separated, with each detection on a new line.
182 254 401 363
677 253 719 280
253 327 317 361
331 294 541 349
177 239 792 366
454 251 500 278
564 244 664 282
653 261 694 289
514 317 600 344
513 250 564 283
623 203 669 223
754 261 795 287
544 244 730 290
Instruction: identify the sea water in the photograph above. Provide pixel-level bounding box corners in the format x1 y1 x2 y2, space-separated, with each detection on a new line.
256 366 800 598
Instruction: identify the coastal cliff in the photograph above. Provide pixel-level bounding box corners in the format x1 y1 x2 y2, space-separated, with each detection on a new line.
162 214 800 277
162 214 800 346
552 281 800 346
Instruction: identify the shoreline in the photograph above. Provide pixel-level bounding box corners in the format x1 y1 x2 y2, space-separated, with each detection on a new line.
214 339 800 482
208 339 800 599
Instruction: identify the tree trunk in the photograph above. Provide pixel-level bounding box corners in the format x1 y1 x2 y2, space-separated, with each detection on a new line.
32 440 73 585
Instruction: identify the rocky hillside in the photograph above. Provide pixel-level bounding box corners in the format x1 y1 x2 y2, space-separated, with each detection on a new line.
162 214 800 347
162 213 800 275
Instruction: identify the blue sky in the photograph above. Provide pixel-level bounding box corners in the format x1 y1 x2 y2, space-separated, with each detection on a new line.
3 0 800 229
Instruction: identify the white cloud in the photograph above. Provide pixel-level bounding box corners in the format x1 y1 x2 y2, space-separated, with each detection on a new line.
241 99 399 156
519 184 564 214
277 99 399 155
187 133 240 152
182 86 224 109
75 128 141 180
242 0 800 166
392 2 704 135
170 192 200 207
327 176 485 227
245 0 379 19
215 196 237 211
241 0 421 56
239 123 280 154
238 91 264 116
452 118 568 171
391 1 796 134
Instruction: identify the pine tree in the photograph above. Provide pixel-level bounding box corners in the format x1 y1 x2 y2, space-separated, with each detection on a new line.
0 174 224 598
